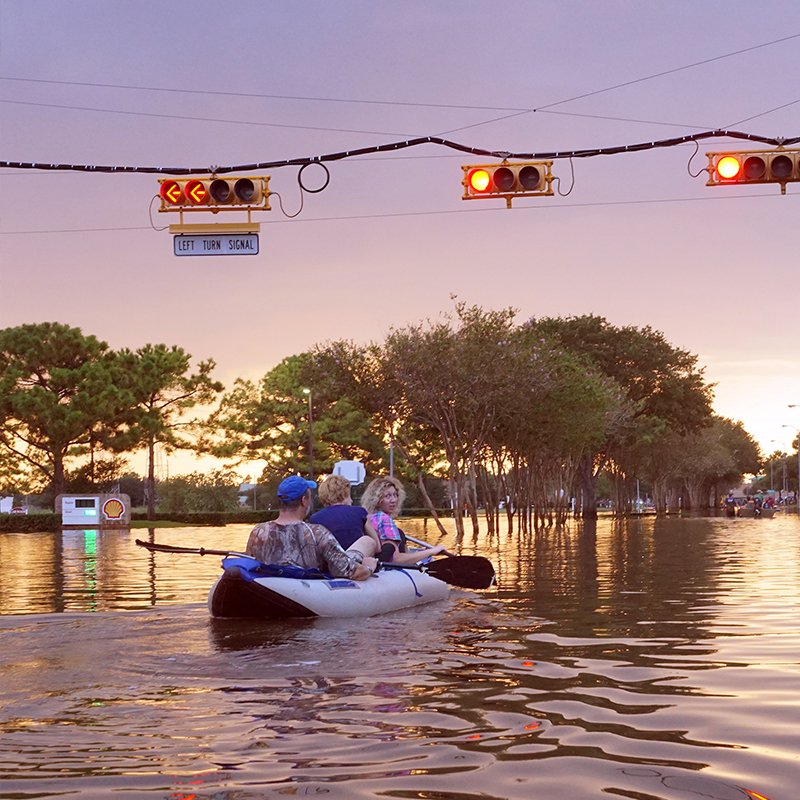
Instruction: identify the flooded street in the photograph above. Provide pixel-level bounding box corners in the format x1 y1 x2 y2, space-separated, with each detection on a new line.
1 515 799 799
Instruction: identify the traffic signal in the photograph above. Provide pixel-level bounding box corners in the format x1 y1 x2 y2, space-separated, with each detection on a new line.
158 175 270 212
462 161 553 207
706 149 800 194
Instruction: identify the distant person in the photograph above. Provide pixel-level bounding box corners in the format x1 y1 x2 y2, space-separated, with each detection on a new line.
360 476 446 565
311 474 380 562
724 492 737 517
246 475 376 580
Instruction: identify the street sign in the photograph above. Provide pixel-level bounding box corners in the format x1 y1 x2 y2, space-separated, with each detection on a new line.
173 233 259 256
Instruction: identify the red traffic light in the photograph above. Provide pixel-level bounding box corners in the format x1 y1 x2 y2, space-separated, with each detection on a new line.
158 176 270 212
467 169 492 193
462 161 553 206
185 180 209 205
160 180 184 205
716 156 741 180
707 149 800 194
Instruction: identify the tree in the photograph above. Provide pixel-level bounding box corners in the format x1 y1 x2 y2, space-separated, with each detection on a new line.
110 344 223 519
0 322 132 500
209 353 383 483
0 448 36 495
634 416 760 513
156 470 241 513
485 325 626 530
312 304 628 534
531 315 714 518
62 457 130 494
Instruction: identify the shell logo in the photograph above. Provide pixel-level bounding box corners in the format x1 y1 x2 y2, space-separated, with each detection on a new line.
103 498 125 520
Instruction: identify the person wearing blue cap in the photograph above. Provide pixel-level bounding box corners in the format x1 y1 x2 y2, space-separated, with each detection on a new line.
245 475 378 580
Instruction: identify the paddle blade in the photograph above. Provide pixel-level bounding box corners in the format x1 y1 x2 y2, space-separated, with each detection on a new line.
425 556 495 590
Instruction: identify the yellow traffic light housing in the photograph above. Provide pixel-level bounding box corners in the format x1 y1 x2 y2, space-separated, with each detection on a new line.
158 175 271 213
462 161 554 208
706 149 800 194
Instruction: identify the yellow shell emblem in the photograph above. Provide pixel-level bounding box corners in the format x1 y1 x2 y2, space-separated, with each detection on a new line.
103 498 125 520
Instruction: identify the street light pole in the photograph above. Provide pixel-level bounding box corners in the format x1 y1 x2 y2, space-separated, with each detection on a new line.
771 440 787 495
303 388 314 485
782 423 799 509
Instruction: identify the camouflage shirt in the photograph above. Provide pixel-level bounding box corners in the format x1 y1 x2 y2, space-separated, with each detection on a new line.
245 520 357 579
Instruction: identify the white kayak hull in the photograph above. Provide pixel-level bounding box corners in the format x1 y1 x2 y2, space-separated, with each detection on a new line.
208 559 450 619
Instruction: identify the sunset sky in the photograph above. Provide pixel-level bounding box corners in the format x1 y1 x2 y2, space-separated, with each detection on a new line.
2 1 799 476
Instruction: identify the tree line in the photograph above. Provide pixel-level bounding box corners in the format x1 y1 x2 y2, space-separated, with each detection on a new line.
1 308 766 528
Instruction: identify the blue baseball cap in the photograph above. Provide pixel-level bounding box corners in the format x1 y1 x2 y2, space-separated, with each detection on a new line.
277 475 317 501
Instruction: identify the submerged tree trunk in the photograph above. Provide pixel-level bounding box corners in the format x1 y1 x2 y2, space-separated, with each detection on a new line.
579 453 598 520
466 458 480 536
666 486 680 514
450 472 466 537
477 464 496 535
147 436 156 521
686 480 710 510
415 472 449 537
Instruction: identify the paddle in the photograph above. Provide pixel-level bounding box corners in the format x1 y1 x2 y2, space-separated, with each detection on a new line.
135 539 496 590
380 556 495 590
135 539 248 558
394 532 495 588
403 532 455 557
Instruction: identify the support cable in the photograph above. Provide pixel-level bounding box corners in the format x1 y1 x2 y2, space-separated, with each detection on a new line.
1 129 797 176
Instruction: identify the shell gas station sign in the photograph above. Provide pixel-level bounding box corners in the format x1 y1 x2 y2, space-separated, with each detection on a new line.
57 494 132 528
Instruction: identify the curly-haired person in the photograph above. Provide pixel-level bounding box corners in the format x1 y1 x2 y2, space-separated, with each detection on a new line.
360 476 446 565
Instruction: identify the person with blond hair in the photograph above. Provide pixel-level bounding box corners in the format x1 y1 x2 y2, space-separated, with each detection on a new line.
310 474 380 562
360 476 447 565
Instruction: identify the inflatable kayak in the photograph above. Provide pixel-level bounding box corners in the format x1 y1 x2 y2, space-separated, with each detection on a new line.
208 556 450 618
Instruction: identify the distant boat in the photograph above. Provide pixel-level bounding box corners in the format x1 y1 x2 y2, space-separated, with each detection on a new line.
736 506 776 519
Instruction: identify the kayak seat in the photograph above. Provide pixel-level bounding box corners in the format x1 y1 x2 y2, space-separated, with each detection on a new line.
221 556 333 581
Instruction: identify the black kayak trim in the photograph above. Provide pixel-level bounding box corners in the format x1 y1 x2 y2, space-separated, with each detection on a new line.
209 565 318 619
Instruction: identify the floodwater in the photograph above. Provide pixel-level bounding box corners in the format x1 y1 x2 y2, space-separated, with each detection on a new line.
1 514 799 800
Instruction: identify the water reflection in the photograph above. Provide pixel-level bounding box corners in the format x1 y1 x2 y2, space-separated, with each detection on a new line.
209 617 318 652
1 516 798 798
0 526 236 614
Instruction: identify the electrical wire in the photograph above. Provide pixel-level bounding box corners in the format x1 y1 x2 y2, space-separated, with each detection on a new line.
2 129 797 176
3 32 798 113
535 33 800 112
686 140 705 178
270 190 304 219
555 158 575 197
3 33 797 173
148 194 169 231
726 97 800 128
0 98 415 138
2 191 795 235
0 75 531 112
0 96 720 136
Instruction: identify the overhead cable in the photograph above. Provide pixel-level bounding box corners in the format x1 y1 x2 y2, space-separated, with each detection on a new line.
2 129 798 176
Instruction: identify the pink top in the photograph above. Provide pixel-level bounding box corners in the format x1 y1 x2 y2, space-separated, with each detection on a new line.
369 511 402 544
